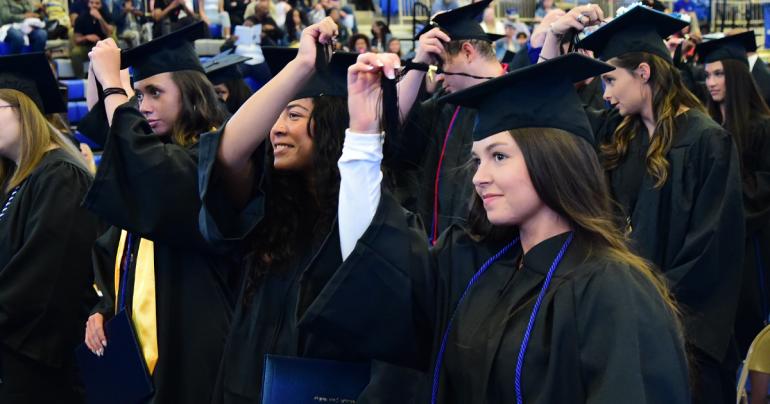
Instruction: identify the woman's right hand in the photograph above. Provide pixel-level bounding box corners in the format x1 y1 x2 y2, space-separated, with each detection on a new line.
548 3 604 38
85 313 108 356
347 52 401 134
296 17 338 71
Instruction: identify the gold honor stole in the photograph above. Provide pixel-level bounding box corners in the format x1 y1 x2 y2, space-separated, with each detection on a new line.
113 230 159 374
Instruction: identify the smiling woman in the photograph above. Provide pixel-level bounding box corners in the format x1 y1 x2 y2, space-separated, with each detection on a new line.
333 52 690 404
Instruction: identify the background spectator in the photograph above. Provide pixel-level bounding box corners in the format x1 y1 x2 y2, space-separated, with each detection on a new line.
71 0 113 77
431 0 458 16
534 0 557 21
41 0 70 39
150 0 197 38
0 0 47 53
283 7 307 44
114 0 143 47
223 0 245 26
370 20 389 52
244 0 283 44
480 5 503 34
198 0 231 37
386 36 400 57
348 31 367 53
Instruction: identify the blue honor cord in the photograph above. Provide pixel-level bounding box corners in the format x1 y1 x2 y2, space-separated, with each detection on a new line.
430 232 574 404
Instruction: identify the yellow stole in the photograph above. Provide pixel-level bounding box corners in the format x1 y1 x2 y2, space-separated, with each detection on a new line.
113 230 159 375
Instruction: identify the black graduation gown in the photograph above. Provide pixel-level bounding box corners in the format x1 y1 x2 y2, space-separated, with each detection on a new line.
734 117 770 355
197 129 433 404
386 96 477 239
587 107 745 366
576 77 606 111
752 58 770 106
0 149 100 401
321 205 690 402
82 105 238 404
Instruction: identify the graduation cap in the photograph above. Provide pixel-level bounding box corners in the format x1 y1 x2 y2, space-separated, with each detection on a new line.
438 53 614 143
416 0 503 42
577 5 689 63
696 31 756 66
262 46 299 77
121 21 206 81
203 51 251 85
262 47 357 100
0 52 66 114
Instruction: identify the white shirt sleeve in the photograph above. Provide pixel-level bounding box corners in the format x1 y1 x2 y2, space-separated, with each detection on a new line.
337 129 384 261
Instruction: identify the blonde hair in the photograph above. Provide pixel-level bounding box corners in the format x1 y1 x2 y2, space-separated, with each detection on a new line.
0 89 90 193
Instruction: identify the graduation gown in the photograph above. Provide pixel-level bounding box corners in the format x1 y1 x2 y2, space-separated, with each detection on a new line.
323 208 690 403
752 58 770 106
83 104 239 404
735 117 770 355
386 95 477 239
197 129 433 404
0 149 100 400
588 107 745 365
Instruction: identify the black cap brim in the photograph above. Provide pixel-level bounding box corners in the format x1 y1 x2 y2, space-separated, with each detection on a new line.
696 31 755 66
203 51 251 84
428 0 496 42
0 52 66 114
439 53 614 143
578 5 689 63
121 21 207 81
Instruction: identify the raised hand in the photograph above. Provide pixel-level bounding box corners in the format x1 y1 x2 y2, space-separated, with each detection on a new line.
413 27 450 65
347 52 401 134
296 17 338 71
88 38 122 88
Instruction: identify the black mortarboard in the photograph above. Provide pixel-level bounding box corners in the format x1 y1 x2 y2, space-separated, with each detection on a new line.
121 21 206 81
262 47 356 100
0 52 66 114
438 53 614 143
262 46 298 77
578 5 689 63
416 0 503 42
696 31 756 66
203 51 251 85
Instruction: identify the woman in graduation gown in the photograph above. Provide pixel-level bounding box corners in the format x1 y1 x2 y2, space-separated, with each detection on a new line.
696 32 770 356
331 51 690 403
197 18 431 403
540 5 745 402
82 22 239 404
0 53 100 403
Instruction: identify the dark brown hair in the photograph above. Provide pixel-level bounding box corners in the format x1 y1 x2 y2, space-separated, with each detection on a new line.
168 70 228 147
600 52 705 188
242 95 348 305
706 58 770 168
468 127 681 322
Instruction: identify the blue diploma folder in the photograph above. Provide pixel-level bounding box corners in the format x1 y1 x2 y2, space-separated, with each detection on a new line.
75 309 154 404
261 355 371 404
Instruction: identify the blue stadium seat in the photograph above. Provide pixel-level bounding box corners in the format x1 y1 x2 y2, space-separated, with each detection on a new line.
209 24 223 39
62 79 87 100
74 130 100 150
68 101 89 124
244 77 259 92
0 42 32 55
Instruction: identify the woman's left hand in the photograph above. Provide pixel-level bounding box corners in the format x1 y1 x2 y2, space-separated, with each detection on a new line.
88 38 122 88
347 52 401 134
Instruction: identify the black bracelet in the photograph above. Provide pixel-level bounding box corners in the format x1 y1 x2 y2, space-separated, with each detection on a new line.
103 87 128 98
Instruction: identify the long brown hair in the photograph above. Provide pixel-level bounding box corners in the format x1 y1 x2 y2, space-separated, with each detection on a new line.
706 58 770 167
168 70 228 147
241 95 348 306
468 127 681 321
0 89 89 194
600 52 705 188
